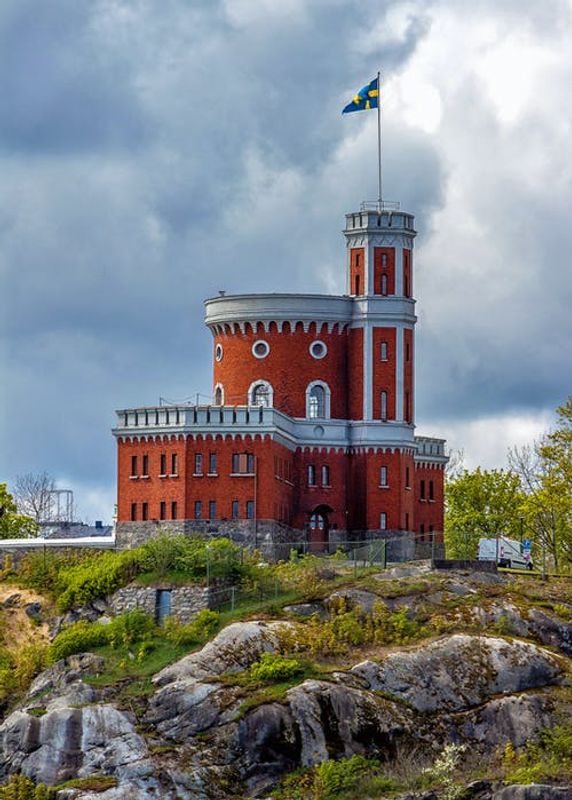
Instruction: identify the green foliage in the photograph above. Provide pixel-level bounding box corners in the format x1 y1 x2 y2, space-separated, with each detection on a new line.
0 483 38 539
139 534 243 581
280 599 423 657
49 611 156 663
0 643 49 705
444 468 525 559
55 776 118 792
55 550 143 611
164 609 221 646
313 756 382 799
249 652 303 684
502 720 572 784
0 774 55 799
276 756 395 800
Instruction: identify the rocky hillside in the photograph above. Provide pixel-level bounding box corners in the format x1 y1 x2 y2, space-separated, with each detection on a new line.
1 559 572 800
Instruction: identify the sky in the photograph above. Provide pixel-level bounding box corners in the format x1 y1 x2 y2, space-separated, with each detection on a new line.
1 0 571 523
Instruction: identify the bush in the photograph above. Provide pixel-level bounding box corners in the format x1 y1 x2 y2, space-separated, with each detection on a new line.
164 609 220 647
139 535 243 581
55 550 143 611
313 756 382 799
49 611 156 662
0 775 55 799
249 653 303 684
502 721 572 784
49 621 110 663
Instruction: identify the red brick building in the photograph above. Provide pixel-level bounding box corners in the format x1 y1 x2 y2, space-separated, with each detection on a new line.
113 205 447 551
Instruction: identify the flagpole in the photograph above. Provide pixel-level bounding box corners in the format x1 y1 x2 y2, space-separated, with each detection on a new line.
377 70 382 210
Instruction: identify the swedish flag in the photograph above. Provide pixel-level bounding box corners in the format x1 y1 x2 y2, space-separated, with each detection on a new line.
342 77 379 113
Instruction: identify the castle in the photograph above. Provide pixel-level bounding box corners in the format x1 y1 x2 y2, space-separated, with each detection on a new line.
113 203 447 552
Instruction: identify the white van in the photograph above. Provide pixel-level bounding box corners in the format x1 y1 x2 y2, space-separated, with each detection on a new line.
478 537 533 570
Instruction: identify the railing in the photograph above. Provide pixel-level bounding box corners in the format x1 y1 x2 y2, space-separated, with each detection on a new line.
360 200 401 211
414 436 447 458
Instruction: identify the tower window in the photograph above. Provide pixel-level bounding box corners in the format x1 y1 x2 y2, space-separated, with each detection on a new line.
406 342 410 361
380 341 388 361
405 466 410 488
215 343 224 362
355 274 361 295
420 479 426 500
380 512 387 530
309 341 327 359
307 465 316 486
380 466 388 487
131 456 138 477
381 254 387 267
307 383 330 419
252 340 270 359
381 274 388 295
249 380 273 407
380 391 388 421
321 465 330 486
214 385 223 405
429 480 434 501
160 453 167 476
142 455 148 477
171 453 178 476
209 453 217 474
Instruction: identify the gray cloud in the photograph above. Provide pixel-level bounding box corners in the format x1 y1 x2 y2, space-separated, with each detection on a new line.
0 0 569 521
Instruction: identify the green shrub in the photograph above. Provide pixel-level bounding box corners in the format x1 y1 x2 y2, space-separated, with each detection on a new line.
249 653 303 684
139 535 243 581
164 609 221 646
502 721 572 784
0 774 55 799
313 755 382 799
49 621 110 663
106 610 156 648
55 549 143 611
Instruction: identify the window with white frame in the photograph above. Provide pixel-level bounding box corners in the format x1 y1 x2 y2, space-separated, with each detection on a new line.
248 380 273 407
321 465 330 486
214 384 224 405
380 512 387 530
380 341 388 361
380 466 388 487
307 465 316 486
380 391 388 421
306 381 330 419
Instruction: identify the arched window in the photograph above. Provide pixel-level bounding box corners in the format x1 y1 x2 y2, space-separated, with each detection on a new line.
248 380 273 407
306 381 331 419
214 384 224 405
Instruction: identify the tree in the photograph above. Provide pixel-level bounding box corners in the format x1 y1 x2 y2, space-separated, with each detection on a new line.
444 468 525 559
0 483 38 539
509 396 572 570
13 472 55 522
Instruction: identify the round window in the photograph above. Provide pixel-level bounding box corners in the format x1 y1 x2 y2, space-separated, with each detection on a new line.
309 340 327 360
215 344 224 362
252 340 270 359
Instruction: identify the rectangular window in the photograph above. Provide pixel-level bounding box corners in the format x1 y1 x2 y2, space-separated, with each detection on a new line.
429 480 434 501
405 466 410 488
380 391 388 421
405 342 410 362
171 453 178 475
232 500 239 519
130 502 137 521
171 501 178 520
405 512 409 530
232 453 254 474
307 464 316 486
246 500 254 519
131 455 138 477
160 501 166 520
209 500 217 520
142 455 148 477
142 502 148 521
380 512 387 530
380 466 388 487
194 453 203 475
381 253 387 267
405 391 411 423
160 453 167 476
381 274 388 295
321 465 330 486
380 341 388 361
209 453 217 474
194 500 202 520
420 479 426 500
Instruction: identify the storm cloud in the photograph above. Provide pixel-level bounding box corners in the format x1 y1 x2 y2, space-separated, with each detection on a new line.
0 0 570 521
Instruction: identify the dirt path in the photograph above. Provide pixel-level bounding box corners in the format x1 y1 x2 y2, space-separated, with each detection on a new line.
0 584 52 651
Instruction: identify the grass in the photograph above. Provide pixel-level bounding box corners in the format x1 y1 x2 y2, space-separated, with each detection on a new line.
55 776 118 792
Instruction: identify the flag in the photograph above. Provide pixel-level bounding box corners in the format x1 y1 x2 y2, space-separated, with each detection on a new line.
342 77 379 113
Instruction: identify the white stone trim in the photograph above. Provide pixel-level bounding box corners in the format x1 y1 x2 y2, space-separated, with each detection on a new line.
251 339 270 359
363 322 372 420
396 325 404 421
248 380 274 407
305 380 331 420
309 340 328 359
213 383 224 405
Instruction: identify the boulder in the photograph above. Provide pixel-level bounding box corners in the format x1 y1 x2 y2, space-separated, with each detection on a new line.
1 593 21 608
349 635 562 712
527 608 572 657
153 620 292 687
494 786 572 799
325 588 381 614
26 654 105 708
24 602 43 623
283 602 326 618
